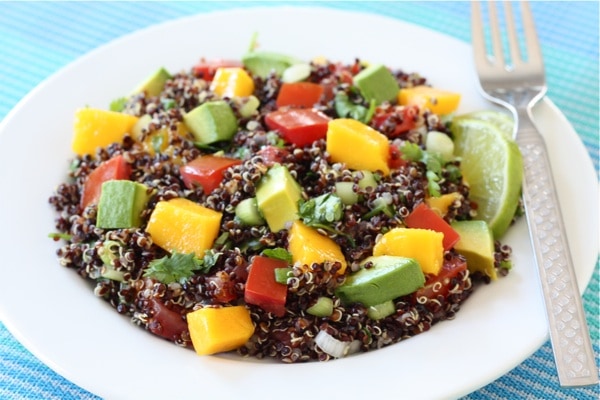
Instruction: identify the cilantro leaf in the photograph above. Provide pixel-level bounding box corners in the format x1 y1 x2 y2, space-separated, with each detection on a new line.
299 193 356 247
262 248 293 263
144 252 204 284
334 91 376 124
299 193 343 226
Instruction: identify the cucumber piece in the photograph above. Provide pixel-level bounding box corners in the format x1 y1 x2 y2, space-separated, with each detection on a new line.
353 170 378 189
335 181 358 205
235 197 265 226
426 131 454 162
335 255 425 307
306 296 334 317
367 300 395 320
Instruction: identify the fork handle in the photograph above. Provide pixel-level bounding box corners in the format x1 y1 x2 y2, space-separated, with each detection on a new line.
516 113 599 387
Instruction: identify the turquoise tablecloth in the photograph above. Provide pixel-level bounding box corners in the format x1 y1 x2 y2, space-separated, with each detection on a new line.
0 2 597 399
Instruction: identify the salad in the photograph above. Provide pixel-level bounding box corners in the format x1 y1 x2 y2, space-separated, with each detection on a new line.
49 44 517 362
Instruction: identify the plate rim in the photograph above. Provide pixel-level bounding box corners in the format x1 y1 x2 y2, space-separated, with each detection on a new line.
0 5 597 400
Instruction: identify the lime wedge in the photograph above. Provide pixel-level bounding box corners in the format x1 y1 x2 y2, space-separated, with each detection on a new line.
455 110 515 140
451 118 523 238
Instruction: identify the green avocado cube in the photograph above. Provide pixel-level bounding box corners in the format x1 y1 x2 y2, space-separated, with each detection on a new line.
451 220 497 280
133 67 172 97
183 101 239 145
335 255 425 306
96 180 149 229
353 64 400 105
241 51 300 79
255 164 302 232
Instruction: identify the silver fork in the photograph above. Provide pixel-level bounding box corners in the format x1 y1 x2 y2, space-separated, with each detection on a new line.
471 1 598 388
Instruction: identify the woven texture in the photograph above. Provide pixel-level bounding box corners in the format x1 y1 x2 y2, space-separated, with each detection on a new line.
0 2 597 399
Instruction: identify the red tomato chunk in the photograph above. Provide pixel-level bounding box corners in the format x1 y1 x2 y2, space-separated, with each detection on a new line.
276 82 324 109
244 256 288 317
179 155 242 194
264 109 331 147
405 203 460 250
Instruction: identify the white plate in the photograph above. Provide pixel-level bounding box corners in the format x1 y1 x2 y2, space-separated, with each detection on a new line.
0 7 597 400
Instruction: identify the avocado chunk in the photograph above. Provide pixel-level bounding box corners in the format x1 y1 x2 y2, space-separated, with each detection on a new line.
183 101 238 145
335 255 425 307
451 220 497 280
241 51 300 79
96 180 149 229
235 197 265 226
133 67 172 97
353 63 400 105
255 164 302 232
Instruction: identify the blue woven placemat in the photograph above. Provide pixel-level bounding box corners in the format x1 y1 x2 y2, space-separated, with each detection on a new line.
0 2 597 399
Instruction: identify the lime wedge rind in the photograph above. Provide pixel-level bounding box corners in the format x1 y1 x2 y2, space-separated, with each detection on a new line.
451 116 523 238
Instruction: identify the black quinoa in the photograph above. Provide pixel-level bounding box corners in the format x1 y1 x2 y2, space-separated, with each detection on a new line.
48 56 512 362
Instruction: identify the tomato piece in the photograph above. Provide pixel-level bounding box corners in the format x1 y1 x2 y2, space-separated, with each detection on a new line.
404 203 461 250
179 155 242 194
80 155 131 209
257 145 290 167
372 105 419 138
264 109 331 147
388 144 407 169
415 252 467 299
244 256 288 317
276 82 324 109
192 59 243 81
206 273 237 304
147 298 189 343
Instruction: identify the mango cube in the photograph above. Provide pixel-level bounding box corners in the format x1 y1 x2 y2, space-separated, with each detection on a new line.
288 220 347 274
72 108 139 156
187 306 254 355
373 228 444 275
425 192 462 217
146 198 222 255
326 118 390 176
210 67 255 98
398 86 461 115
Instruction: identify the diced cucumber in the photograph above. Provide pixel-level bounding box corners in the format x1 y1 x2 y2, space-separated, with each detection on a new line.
367 300 396 320
306 296 334 317
335 181 358 205
354 170 378 189
281 63 311 83
235 197 265 226
426 131 454 162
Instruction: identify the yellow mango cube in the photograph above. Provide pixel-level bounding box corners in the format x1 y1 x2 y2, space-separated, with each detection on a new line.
209 67 255 98
288 220 347 274
373 227 444 275
187 306 254 355
72 108 139 156
425 192 462 217
146 198 222 255
398 86 461 115
326 118 390 176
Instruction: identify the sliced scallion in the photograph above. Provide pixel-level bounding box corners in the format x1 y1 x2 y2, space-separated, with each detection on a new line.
306 296 334 317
